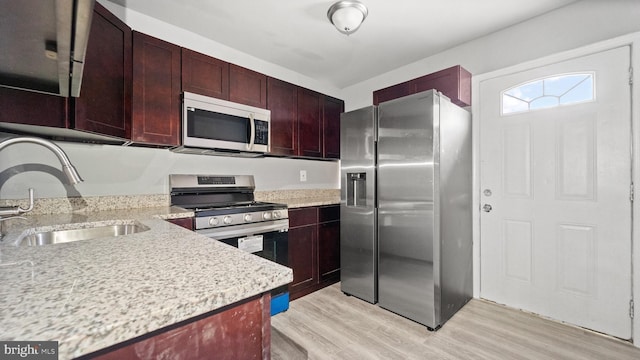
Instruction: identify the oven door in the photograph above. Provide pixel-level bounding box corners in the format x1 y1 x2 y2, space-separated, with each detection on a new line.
195 220 288 266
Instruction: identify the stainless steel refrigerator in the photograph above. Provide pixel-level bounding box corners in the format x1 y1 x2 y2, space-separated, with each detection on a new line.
340 89 472 330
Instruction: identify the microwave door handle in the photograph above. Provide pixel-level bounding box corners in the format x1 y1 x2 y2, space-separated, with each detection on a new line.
248 113 256 151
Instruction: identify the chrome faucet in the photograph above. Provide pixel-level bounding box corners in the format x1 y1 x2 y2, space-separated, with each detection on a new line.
0 136 84 217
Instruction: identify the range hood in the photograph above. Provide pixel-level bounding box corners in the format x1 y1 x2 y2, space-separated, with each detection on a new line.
0 0 95 97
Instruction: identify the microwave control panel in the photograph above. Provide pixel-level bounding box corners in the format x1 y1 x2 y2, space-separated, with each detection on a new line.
255 120 269 145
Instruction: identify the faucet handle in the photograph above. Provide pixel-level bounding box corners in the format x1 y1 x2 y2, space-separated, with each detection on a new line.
0 188 34 217
17 188 34 213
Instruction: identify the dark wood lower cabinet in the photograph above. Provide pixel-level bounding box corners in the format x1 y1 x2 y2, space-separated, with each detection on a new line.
288 205 340 300
166 217 194 230
86 294 271 360
288 208 317 296
318 206 340 282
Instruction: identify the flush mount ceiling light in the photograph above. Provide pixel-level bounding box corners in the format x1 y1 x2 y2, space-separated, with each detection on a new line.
327 0 368 35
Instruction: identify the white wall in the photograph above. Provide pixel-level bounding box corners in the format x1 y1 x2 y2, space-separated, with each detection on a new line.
342 0 640 111
0 139 339 199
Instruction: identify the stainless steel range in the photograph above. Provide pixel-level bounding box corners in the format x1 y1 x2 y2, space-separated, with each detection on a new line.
169 174 289 315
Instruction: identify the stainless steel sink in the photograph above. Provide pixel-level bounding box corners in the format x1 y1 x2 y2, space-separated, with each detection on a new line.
20 223 150 246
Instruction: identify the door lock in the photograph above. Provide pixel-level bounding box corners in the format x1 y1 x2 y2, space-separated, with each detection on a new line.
482 204 493 213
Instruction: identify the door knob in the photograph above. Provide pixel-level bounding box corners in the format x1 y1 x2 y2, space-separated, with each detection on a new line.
482 204 492 212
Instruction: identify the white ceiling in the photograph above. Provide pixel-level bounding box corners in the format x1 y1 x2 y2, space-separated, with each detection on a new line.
107 0 579 89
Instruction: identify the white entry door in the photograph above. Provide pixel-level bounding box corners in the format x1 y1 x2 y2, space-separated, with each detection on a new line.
479 46 632 339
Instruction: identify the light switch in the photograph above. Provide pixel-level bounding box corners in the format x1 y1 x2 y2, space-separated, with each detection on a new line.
300 170 307 182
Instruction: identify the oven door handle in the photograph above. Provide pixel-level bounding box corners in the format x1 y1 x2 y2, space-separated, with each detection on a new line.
247 113 256 151
196 220 288 240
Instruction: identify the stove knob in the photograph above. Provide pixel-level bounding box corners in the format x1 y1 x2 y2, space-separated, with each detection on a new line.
262 212 272 220
244 214 253 222
209 217 220 226
273 210 281 219
223 216 233 224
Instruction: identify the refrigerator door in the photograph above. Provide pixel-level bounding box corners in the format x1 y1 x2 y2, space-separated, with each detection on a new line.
340 106 377 303
377 90 437 327
438 95 473 324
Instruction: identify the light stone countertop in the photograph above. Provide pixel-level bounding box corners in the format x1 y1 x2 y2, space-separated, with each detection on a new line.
0 206 293 359
279 196 341 208
255 189 340 209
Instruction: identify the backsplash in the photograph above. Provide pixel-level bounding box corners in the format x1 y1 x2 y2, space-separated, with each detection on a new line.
0 194 171 215
255 189 339 202
0 189 340 215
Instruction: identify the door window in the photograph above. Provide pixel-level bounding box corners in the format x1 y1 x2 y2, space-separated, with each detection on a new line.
502 73 595 115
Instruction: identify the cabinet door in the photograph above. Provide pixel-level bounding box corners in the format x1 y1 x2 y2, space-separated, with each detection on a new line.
374 65 472 107
318 220 340 282
267 77 297 156
414 65 471 107
318 205 340 282
288 225 317 293
297 88 322 158
181 48 229 100
373 80 414 105
229 64 267 109
73 2 131 139
288 207 318 295
0 87 68 127
132 32 181 146
322 95 343 159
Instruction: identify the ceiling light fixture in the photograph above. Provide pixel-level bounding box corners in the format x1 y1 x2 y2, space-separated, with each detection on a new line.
327 0 368 35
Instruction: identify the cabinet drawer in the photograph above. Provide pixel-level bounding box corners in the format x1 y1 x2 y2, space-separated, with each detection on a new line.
288 207 318 227
318 205 340 223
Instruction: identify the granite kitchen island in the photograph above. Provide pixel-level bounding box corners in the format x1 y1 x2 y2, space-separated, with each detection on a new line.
0 207 292 359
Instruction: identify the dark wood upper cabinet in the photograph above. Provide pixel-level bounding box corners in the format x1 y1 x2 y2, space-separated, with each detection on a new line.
181 48 229 100
132 31 181 146
229 64 267 109
297 88 323 158
322 95 343 159
267 77 298 156
414 65 471 107
373 65 471 107
73 2 132 139
0 2 129 141
0 2 346 157
373 80 414 106
0 87 68 128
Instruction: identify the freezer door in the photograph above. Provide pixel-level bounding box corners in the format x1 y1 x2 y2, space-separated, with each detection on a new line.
377 91 437 327
340 106 377 303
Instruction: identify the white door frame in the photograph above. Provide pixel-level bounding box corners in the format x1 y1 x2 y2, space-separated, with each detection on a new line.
472 32 640 346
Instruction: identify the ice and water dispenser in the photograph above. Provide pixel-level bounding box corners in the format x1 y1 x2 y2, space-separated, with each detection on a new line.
346 172 367 207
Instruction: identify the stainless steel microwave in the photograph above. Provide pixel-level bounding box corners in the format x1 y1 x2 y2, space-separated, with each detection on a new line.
177 92 271 155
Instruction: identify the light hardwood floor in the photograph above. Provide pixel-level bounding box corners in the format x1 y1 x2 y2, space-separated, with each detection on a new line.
271 283 640 360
